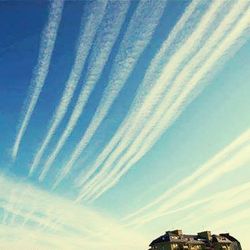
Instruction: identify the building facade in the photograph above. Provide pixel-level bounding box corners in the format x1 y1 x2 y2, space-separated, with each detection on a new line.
149 230 242 250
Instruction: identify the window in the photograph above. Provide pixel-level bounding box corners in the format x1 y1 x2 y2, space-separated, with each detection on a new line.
171 243 180 250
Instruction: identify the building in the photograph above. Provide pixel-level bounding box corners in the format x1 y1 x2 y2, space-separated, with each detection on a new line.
149 230 242 250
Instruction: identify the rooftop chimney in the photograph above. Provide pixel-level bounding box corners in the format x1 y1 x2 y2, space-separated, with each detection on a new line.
171 230 183 236
198 231 212 241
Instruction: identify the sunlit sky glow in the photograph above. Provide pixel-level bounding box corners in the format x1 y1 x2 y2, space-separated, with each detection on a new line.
0 0 250 249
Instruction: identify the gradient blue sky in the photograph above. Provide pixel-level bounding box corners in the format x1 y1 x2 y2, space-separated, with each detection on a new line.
0 0 250 249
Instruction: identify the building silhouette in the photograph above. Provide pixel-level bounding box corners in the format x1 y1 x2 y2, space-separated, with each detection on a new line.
149 230 241 250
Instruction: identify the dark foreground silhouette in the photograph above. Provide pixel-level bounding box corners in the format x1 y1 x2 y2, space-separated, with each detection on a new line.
149 229 241 250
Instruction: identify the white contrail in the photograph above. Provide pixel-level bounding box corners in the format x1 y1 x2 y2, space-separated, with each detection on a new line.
77 0 227 198
128 181 250 227
1 188 16 225
107 3 250 204
77 0 233 200
0 173 147 250
167 182 250 230
125 134 250 226
39 1 130 181
83 3 249 202
182 190 250 231
123 131 250 222
75 0 203 188
53 0 168 188
8 188 26 225
11 0 64 160
213 207 250 230
29 0 108 175
85 2 250 202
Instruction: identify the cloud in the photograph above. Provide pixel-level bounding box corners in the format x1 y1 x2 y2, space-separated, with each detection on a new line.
75 0 202 190
11 0 64 160
145 181 250 227
53 0 167 188
124 128 250 226
78 0 250 202
0 173 147 250
39 0 130 181
29 0 108 175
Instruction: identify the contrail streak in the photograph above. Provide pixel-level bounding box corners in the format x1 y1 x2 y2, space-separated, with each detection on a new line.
75 0 203 189
77 0 232 200
124 129 250 227
29 0 108 175
123 131 250 222
172 182 250 230
84 1 250 202
39 1 130 181
182 186 250 231
128 181 250 226
213 207 250 230
11 0 64 160
87 5 250 201
1 188 16 225
53 0 168 188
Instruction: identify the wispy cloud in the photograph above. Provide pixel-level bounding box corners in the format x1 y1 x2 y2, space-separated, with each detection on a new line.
75 0 202 190
39 1 130 181
153 181 250 226
124 128 250 222
123 128 250 226
0 173 147 250
78 0 246 202
11 0 64 160
174 182 250 234
213 207 250 231
3 1 250 249
53 0 167 188
29 0 108 175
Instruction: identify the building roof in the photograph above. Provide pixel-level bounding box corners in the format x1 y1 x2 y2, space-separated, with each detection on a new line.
212 235 232 244
150 231 206 246
220 233 241 244
149 230 238 247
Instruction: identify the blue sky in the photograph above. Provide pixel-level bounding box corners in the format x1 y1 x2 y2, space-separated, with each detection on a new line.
0 0 250 249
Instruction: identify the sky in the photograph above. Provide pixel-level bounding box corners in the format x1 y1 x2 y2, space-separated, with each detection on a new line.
0 0 250 249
